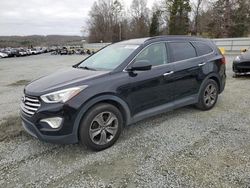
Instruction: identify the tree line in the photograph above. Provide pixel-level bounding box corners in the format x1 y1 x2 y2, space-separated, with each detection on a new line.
0 35 84 48
85 0 250 43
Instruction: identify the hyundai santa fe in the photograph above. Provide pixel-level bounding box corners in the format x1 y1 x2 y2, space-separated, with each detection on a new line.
20 36 226 151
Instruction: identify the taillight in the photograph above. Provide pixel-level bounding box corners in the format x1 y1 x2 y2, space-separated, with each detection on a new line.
221 55 226 64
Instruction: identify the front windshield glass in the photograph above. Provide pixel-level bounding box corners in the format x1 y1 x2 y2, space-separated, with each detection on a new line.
78 44 139 71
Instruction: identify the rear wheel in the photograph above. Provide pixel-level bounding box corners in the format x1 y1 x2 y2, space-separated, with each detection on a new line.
196 79 219 111
79 103 123 151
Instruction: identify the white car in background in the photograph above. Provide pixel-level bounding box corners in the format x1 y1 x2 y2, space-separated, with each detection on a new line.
30 48 38 55
18 49 27 56
26 49 32 55
0 52 8 58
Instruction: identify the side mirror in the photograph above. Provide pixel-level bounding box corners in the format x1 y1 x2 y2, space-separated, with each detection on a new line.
128 60 152 71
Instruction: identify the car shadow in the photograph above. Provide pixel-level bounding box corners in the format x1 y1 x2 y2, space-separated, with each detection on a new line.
24 105 208 155
33 106 197 153
61 106 204 151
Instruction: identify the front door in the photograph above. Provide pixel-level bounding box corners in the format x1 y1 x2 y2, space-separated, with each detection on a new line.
125 42 175 116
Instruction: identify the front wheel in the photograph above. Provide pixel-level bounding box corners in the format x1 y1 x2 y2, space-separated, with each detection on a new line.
196 79 219 111
79 103 123 151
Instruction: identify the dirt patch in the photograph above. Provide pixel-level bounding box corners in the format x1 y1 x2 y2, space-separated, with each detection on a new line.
7 80 30 86
0 115 24 142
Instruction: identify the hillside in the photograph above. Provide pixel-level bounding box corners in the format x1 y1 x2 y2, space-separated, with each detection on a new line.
0 35 85 48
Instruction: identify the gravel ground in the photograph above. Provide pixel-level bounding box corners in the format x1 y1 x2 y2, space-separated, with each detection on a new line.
0 54 250 188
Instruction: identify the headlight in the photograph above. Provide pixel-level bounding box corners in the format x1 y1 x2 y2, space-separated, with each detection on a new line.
234 56 241 62
41 86 88 103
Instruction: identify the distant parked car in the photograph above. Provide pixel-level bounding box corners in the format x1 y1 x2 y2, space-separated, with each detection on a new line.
233 49 250 74
30 49 38 55
0 52 8 58
86 49 91 55
26 49 32 55
60 47 68 55
4 49 19 57
18 49 28 56
75 49 85 55
51 51 58 55
35 48 41 54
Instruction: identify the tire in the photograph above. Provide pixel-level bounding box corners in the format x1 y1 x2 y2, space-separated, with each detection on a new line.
79 103 123 151
233 73 240 78
196 79 219 111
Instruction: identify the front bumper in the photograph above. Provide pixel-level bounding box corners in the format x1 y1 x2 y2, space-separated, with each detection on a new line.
233 61 250 73
20 112 78 144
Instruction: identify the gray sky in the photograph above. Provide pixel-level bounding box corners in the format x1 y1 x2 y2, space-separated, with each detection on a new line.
0 0 156 36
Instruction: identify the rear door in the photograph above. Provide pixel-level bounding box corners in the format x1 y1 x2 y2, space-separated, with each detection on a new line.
167 41 206 100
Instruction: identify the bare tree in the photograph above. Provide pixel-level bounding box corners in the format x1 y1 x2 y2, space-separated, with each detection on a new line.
85 0 250 41
223 0 231 37
129 0 150 38
191 0 204 35
87 0 125 42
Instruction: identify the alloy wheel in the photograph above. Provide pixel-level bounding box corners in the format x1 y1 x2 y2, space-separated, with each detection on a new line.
89 111 119 145
204 83 217 107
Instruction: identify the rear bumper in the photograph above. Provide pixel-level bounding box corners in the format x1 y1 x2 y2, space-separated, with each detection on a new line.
21 113 78 144
220 78 226 94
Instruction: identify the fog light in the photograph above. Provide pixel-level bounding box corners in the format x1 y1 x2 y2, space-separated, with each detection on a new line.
40 117 63 129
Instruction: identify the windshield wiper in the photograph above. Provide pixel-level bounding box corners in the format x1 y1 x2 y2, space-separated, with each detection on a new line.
77 66 96 71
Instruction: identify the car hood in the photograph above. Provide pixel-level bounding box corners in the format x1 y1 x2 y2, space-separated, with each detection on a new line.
25 67 109 96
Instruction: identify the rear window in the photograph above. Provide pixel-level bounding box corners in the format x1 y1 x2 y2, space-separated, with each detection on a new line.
168 42 197 62
192 42 213 56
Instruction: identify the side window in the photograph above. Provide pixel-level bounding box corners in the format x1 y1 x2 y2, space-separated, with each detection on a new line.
168 42 197 62
134 43 167 67
192 42 213 56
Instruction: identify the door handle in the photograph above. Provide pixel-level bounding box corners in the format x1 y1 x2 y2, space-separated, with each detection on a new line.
198 62 206 67
163 71 174 76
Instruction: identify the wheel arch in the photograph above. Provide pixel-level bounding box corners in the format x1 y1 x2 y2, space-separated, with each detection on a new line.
199 73 222 97
209 76 221 92
72 94 132 142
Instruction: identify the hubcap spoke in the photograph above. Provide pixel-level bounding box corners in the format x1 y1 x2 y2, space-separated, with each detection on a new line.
207 85 212 93
95 114 105 126
99 130 107 145
204 95 209 101
90 127 102 139
207 98 211 105
105 115 116 126
210 87 216 94
210 93 216 100
106 126 117 135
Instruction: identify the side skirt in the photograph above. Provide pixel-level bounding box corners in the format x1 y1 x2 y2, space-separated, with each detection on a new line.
130 94 198 124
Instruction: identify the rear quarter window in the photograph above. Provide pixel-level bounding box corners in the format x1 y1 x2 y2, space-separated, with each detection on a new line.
168 42 197 62
192 42 213 56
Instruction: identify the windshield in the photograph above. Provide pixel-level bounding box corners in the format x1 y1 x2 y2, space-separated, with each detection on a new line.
78 44 139 71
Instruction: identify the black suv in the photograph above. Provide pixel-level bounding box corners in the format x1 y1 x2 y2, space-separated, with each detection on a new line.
20 36 226 151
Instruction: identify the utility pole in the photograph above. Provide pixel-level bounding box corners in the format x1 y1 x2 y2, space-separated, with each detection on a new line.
119 23 122 41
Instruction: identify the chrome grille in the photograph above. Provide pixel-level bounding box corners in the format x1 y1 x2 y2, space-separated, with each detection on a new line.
21 95 41 116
